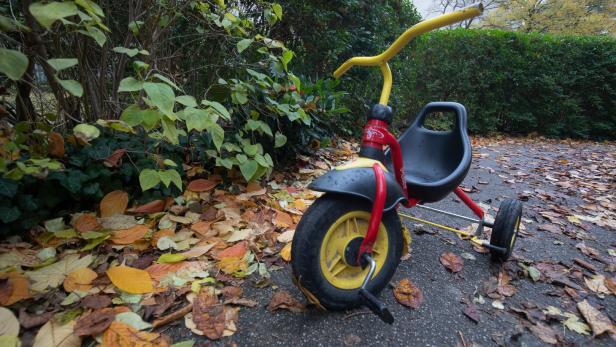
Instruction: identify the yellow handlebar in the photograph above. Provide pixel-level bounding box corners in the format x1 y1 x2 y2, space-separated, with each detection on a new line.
333 3 484 105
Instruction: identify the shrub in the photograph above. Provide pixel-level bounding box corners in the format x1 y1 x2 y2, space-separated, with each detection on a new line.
393 29 616 139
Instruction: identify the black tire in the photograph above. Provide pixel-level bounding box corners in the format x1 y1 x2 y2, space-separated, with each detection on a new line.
490 199 523 262
291 194 403 311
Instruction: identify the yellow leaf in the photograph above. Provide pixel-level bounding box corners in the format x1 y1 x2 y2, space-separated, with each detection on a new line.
102 321 167 347
0 272 30 305
280 243 292 262
100 190 129 217
63 267 97 292
157 253 187 263
106 266 154 294
218 257 247 276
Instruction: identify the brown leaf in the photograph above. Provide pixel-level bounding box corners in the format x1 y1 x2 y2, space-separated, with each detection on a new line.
214 241 248 259
224 297 258 307
273 210 293 228
0 272 30 306
102 321 169 346
267 290 305 313
605 277 616 295
103 149 126 168
187 179 217 192
497 271 516 297
73 214 101 233
110 224 150 245
126 199 166 214
191 220 214 236
81 295 111 309
527 322 558 344
192 288 226 339
440 252 464 273
222 286 243 300
576 300 615 336
63 267 97 292
100 190 129 217
538 224 562 234
48 132 65 157
463 303 480 323
74 309 115 337
18 308 52 329
393 278 424 309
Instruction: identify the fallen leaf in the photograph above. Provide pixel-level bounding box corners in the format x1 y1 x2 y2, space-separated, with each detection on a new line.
103 149 126 168
18 308 52 329
497 271 516 297
191 288 236 340
157 253 187 263
106 266 154 294
393 278 424 309
115 311 152 330
274 210 293 228
0 307 19 336
463 302 480 323
102 321 167 347
80 295 111 309
48 132 65 157
267 290 305 313
277 229 294 243
439 252 463 273
110 225 150 245
73 214 101 233
100 190 129 217
127 199 166 214
576 300 614 336
0 272 30 305
74 309 115 337
280 243 292 262
218 256 248 276
63 267 97 292
563 312 591 335
26 254 93 292
33 319 81 347
187 179 217 192
585 274 610 294
224 297 258 307
214 241 248 259
191 221 214 236
528 322 558 344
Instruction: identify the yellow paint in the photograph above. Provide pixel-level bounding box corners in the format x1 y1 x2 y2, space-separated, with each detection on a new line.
335 157 388 171
398 212 474 237
319 211 389 289
333 4 483 106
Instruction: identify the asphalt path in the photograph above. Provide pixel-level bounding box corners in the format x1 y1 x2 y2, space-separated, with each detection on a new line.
166 140 615 346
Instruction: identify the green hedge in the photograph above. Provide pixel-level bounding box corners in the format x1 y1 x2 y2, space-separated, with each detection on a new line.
391 29 616 139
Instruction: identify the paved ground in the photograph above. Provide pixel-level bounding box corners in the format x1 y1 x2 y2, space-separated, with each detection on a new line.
166 139 615 346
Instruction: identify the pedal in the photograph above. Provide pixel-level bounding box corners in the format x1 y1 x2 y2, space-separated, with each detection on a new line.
359 288 394 324
358 253 395 324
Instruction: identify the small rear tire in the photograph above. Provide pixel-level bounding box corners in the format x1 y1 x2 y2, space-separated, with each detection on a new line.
291 194 403 310
490 199 523 262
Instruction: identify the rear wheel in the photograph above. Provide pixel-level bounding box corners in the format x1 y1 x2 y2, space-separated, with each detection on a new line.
490 199 523 262
291 194 403 310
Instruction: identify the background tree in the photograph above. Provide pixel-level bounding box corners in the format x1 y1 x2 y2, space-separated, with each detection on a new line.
480 0 616 35
429 0 504 28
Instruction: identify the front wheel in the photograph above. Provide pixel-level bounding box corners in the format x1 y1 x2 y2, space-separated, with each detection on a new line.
490 199 523 262
291 194 403 310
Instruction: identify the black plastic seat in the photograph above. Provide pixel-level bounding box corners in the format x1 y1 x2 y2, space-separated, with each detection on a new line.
385 102 472 203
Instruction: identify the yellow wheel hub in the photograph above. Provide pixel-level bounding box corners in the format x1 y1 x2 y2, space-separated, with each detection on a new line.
319 211 389 289
511 216 520 248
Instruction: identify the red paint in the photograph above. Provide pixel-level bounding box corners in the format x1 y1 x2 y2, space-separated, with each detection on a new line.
358 163 387 260
454 187 484 219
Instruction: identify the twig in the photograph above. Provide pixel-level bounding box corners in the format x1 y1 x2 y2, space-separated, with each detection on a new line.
343 310 372 320
458 330 468 347
151 303 193 329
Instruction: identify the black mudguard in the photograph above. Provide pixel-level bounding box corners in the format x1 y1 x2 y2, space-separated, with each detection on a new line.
308 168 407 212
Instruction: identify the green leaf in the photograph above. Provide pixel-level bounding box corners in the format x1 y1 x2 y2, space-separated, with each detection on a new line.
281 50 293 70
182 107 211 132
274 132 287 148
144 82 175 118
77 26 106 47
57 78 83 97
113 46 139 57
47 58 78 72
0 206 20 223
73 124 100 141
139 169 160 191
152 73 180 91
118 77 143 92
236 39 253 53
29 1 79 29
115 312 152 331
161 118 180 144
171 340 195 347
158 169 182 190
272 3 283 19
216 158 234 169
0 49 28 81
157 253 186 263
0 178 18 198
239 160 258 181
163 159 177 167
175 95 197 108
206 122 224 151
202 100 230 120
75 0 104 18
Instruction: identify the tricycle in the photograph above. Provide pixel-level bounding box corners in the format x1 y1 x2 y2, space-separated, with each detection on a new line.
290 3 523 323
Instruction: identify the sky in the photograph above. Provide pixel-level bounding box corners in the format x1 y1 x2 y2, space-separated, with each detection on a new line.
412 0 435 19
